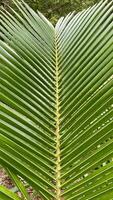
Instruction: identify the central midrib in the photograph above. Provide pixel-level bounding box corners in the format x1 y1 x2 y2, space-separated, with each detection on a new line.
55 32 61 200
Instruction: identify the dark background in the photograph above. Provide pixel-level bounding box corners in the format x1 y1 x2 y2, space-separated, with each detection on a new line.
0 0 100 24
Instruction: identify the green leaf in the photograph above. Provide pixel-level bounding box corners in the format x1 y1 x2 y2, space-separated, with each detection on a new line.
0 185 21 200
7 169 31 200
0 0 113 199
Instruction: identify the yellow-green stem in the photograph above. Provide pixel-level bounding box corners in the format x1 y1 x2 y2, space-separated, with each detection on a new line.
55 33 61 200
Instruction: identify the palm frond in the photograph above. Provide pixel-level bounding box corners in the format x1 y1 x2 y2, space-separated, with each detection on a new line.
0 185 21 200
0 0 113 199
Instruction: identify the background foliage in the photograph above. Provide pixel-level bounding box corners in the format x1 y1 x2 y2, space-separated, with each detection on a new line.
0 0 100 24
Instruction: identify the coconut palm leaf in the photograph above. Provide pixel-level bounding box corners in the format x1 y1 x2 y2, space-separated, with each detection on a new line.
0 0 113 199
7 168 31 200
0 185 21 200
